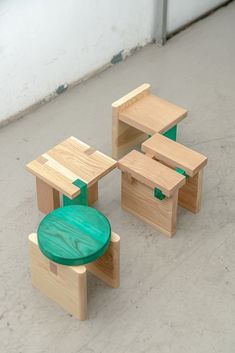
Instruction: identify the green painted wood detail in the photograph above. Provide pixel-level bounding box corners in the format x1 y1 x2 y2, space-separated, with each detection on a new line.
163 125 177 141
176 167 189 179
154 188 166 200
63 178 88 206
37 205 111 266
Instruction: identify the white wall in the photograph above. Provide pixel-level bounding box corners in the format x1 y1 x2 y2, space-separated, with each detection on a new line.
167 0 227 33
0 0 156 124
0 0 227 125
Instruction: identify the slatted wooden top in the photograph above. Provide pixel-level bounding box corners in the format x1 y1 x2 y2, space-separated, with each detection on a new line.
118 150 185 197
26 136 117 199
118 94 187 135
142 133 208 177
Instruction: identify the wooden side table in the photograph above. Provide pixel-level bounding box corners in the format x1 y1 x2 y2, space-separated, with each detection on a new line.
112 83 187 159
26 136 117 214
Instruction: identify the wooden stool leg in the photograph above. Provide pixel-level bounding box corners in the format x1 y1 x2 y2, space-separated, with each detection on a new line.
167 192 178 236
178 169 203 213
36 178 60 214
86 232 120 288
76 267 87 321
88 182 98 205
112 118 147 160
28 233 87 320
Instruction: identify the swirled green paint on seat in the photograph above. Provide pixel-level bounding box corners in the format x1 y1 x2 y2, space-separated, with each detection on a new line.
37 205 111 266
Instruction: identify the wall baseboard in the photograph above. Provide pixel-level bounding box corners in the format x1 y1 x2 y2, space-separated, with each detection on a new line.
0 61 112 130
167 0 233 39
0 42 148 130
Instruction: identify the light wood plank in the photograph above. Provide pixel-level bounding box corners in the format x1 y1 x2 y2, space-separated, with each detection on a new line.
29 233 87 320
65 137 116 166
43 153 78 182
36 178 60 214
112 83 187 159
112 83 151 110
121 173 178 237
86 232 120 288
36 155 47 164
178 169 203 213
88 182 98 205
26 160 80 198
112 84 150 159
26 137 117 203
47 138 117 185
142 133 208 177
119 94 187 135
118 150 185 197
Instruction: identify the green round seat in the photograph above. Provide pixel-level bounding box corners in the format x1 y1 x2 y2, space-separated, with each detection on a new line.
37 205 111 266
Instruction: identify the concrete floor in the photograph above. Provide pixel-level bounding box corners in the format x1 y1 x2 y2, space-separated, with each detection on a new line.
1 2 235 352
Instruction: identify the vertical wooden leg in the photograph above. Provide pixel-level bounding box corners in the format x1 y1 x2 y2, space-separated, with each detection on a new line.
28 233 87 320
170 192 178 235
86 232 120 288
76 267 87 321
36 178 60 214
112 118 147 160
88 182 98 205
178 169 203 213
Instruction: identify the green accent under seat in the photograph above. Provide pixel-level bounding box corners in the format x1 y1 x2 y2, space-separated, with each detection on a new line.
176 167 189 179
37 205 111 266
163 125 177 141
154 188 166 200
148 125 177 141
63 178 88 206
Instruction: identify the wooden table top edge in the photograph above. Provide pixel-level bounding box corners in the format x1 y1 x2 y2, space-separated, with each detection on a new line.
142 133 208 177
119 109 187 135
118 151 186 197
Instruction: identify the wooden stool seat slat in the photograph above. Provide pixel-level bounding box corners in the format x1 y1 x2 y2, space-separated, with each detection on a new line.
118 150 185 198
119 94 187 135
142 133 208 177
142 133 208 213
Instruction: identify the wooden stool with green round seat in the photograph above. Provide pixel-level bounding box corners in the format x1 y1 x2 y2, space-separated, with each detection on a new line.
29 205 120 320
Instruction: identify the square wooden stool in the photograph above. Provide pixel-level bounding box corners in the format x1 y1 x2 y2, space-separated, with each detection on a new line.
29 206 120 320
118 150 185 236
26 136 117 214
112 83 187 159
142 133 208 213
